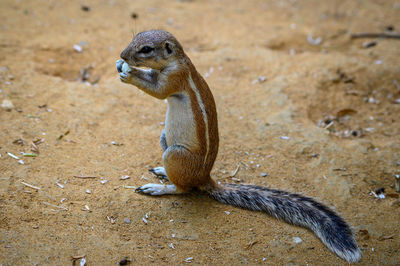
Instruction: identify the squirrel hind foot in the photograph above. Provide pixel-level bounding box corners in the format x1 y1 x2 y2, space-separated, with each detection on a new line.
136 183 182 196
149 167 169 181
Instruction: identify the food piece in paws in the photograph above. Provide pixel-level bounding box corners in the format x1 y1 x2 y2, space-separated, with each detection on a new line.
116 59 131 73
122 61 131 73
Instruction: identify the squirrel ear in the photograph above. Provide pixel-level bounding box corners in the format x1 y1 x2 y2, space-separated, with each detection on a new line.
164 41 174 57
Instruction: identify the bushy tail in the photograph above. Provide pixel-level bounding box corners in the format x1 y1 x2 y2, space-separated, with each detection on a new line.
204 183 361 263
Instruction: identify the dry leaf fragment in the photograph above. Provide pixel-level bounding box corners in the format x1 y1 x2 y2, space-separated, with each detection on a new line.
359 229 370 240
57 130 70 140
31 141 39 153
12 138 26 146
378 234 395 241
386 193 399 199
71 255 86 261
229 164 240 178
245 240 258 250
33 138 44 145
335 108 357 118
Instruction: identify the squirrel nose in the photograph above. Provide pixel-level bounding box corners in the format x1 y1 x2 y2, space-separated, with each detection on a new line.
120 48 129 61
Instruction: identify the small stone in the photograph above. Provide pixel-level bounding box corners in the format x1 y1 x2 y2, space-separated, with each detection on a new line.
1 99 14 111
260 172 268 177
119 258 131 265
252 76 267 84
293 237 303 244
386 25 394 31
307 35 322 45
124 218 131 224
81 5 90 12
131 12 138 19
73 44 83 53
86 189 91 194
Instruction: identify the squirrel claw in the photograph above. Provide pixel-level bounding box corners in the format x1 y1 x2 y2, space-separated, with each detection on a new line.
119 72 130 83
149 167 169 181
135 186 146 193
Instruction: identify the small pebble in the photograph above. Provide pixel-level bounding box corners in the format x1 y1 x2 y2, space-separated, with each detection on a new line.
131 12 138 19
375 187 385 195
1 99 14 111
124 218 131 224
386 25 394 31
119 258 131 265
293 237 303 244
260 172 268 177
73 44 83 53
81 5 90 12
252 76 267 84
86 189 91 194
307 35 322 45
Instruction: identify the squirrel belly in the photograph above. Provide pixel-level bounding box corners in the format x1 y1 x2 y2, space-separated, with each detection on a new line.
118 29 361 263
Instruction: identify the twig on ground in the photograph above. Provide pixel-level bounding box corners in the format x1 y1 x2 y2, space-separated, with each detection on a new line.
351 32 400 39
73 175 97 179
21 181 40 190
43 202 68 210
123 185 137 189
229 164 240 178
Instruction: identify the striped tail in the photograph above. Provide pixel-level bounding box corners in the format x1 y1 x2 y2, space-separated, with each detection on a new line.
205 183 361 263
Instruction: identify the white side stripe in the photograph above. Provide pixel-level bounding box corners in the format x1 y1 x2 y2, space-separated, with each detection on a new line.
188 74 209 164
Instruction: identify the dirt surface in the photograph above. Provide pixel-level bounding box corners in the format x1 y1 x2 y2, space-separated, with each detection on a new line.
1 0 400 265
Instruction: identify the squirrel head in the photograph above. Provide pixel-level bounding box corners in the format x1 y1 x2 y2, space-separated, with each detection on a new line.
120 30 184 71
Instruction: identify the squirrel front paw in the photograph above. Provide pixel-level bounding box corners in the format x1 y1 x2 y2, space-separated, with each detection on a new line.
116 59 134 83
119 71 132 83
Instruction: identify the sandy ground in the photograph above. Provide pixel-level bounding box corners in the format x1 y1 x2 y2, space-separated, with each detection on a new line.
1 0 400 265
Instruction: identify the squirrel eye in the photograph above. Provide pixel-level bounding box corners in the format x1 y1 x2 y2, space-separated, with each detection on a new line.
139 46 154 54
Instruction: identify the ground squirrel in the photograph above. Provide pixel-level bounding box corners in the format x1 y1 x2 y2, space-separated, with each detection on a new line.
116 30 361 263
